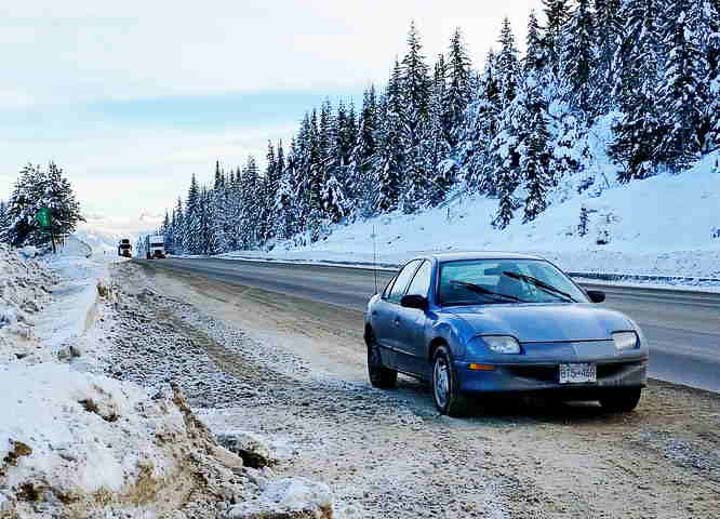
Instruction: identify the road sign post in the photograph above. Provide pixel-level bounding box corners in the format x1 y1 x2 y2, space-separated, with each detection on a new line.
35 207 56 254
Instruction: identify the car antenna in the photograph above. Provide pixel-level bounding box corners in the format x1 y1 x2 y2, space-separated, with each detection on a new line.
372 223 378 294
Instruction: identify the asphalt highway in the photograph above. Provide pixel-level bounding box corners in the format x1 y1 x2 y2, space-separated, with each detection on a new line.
138 257 720 393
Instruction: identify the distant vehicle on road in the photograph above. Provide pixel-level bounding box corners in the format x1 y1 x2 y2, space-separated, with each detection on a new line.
365 252 648 416
118 239 132 258
145 235 166 259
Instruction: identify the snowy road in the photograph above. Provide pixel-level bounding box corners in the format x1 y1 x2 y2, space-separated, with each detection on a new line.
139 257 720 393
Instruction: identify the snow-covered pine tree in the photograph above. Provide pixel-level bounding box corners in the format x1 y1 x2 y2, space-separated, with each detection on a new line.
239 156 260 248
515 12 555 222
444 28 472 148
456 50 502 193
399 22 431 213
489 20 522 228
610 0 664 181
5 163 83 247
704 0 720 149
172 197 185 254
559 0 597 114
495 18 521 110
347 86 378 217
184 173 202 254
373 60 405 213
275 139 297 240
655 0 710 169
43 162 84 241
542 0 572 78
424 55 453 206
261 141 281 242
517 72 553 222
592 0 622 113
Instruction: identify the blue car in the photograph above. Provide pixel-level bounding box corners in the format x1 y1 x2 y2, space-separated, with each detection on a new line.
364 253 648 416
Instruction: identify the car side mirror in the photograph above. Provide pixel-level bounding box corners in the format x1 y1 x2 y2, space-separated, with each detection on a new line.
586 290 606 303
401 294 428 310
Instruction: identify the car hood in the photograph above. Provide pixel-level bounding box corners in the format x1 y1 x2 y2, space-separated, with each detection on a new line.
444 303 633 343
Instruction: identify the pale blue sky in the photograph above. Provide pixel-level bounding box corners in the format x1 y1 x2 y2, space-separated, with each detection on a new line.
0 0 541 235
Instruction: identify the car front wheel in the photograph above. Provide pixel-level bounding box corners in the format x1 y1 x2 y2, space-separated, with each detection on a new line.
366 331 397 389
432 345 469 417
599 387 642 413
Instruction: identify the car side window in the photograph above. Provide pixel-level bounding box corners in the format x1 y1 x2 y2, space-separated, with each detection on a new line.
406 261 431 298
382 276 396 299
387 260 421 303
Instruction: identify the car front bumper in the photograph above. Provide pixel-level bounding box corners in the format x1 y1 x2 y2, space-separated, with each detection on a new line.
454 359 647 394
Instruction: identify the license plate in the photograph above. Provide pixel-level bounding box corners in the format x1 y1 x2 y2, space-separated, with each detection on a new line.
559 363 597 384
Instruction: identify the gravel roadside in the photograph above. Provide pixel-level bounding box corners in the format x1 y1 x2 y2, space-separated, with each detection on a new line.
109 261 720 518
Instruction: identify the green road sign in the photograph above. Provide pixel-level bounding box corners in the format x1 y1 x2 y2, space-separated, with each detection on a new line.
35 207 52 228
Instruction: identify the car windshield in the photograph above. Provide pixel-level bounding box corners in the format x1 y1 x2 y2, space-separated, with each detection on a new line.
438 259 588 306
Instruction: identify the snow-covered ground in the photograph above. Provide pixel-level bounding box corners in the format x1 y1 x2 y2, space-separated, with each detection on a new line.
230 153 720 287
0 239 332 516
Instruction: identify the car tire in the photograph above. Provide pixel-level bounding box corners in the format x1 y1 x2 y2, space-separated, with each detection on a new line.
599 387 642 413
366 330 397 389
432 345 470 417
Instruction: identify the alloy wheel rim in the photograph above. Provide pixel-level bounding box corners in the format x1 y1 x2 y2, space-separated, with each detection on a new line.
434 358 450 408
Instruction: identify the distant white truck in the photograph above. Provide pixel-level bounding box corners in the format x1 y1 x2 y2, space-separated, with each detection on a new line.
145 235 166 259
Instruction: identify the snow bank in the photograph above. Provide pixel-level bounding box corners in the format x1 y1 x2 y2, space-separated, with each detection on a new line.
0 364 183 494
0 244 182 513
0 244 55 335
1 240 335 516
0 244 205 515
238 153 720 283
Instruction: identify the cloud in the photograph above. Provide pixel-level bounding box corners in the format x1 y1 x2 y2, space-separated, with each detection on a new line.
0 0 543 233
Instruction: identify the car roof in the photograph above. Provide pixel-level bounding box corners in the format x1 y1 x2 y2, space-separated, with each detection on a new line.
421 251 546 263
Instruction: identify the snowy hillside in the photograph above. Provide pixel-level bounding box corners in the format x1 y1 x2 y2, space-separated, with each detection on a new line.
235 153 720 281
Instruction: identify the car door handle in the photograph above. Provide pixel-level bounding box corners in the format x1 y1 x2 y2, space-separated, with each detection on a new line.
393 317 401 326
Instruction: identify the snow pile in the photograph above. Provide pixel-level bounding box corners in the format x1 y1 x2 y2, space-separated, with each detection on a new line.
228 478 333 518
0 242 336 516
0 364 184 495
0 244 55 335
0 246 184 514
243 153 720 282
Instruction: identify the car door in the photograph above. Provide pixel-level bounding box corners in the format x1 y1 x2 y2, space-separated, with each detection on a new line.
372 260 422 368
392 260 432 377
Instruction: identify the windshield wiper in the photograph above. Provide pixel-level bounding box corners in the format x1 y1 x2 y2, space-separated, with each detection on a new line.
501 271 577 303
449 280 526 303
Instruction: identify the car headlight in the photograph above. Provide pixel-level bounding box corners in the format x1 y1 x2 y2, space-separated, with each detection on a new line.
482 335 521 354
612 331 639 350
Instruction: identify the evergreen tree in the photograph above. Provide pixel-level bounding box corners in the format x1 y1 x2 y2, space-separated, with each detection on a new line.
400 22 432 213
592 0 622 113
456 50 502 193
5 162 83 248
517 73 553 222
495 18 521 109
542 0 572 77
610 0 664 181
655 0 710 168
559 0 597 113
373 60 405 213
444 28 472 147
704 0 720 149
425 55 453 205
184 174 202 253
347 87 378 216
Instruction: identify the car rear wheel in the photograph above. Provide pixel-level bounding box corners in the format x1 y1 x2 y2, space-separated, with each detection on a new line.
599 387 642 413
432 345 470 417
366 331 397 389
